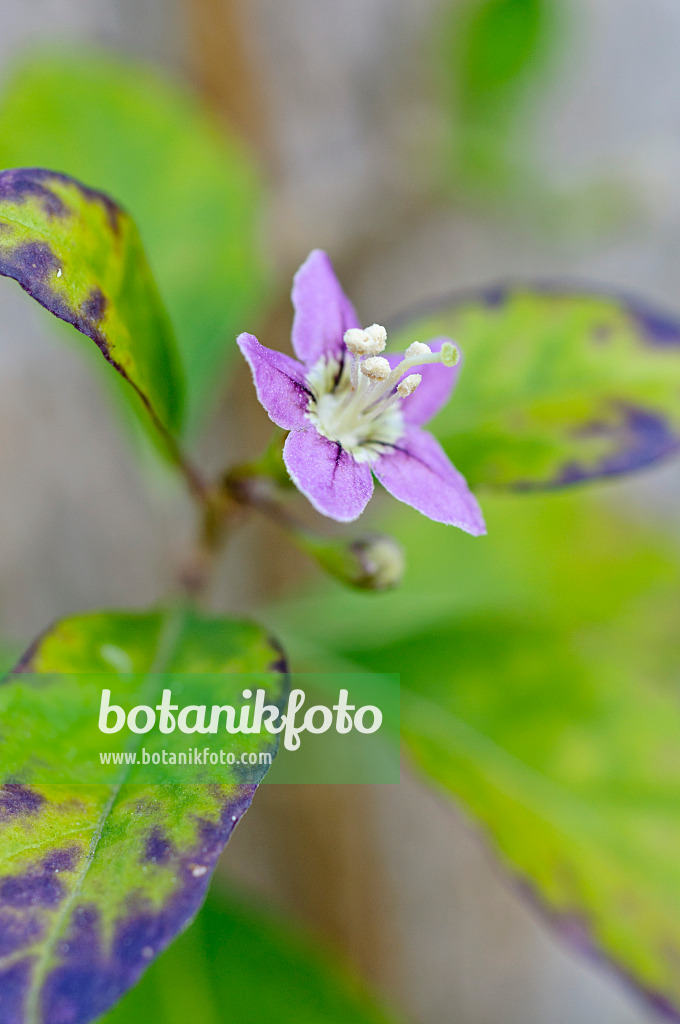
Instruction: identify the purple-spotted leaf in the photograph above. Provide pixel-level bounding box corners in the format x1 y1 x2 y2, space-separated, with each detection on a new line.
390 285 680 489
0 167 184 445
0 53 268 435
0 609 287 1024
103 888 398 1024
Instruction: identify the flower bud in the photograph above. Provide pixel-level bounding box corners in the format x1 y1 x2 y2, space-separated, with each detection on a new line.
302 532 405 591
349 534 405 590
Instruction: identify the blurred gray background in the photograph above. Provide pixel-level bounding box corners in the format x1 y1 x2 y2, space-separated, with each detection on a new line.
1 1 679 1022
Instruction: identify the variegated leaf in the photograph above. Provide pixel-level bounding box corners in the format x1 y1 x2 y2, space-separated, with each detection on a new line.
0 167 184 446
0 609 286 1024
103 888 398 1024
391 285 680 489
0 53 269 435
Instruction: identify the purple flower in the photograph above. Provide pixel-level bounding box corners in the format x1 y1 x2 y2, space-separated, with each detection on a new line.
238 250 485 534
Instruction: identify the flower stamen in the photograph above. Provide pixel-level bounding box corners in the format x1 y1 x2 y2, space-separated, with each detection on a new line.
397 373 422 397
405 341 432 359
360 356 391 382
344 324 388 389
307 325 458 462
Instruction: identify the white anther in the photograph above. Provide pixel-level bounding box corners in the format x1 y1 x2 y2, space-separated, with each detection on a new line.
361 356 391 381
343 328 371 354
365 324 387 352
405 341 431 359
344 324 387 356
397 373 422 397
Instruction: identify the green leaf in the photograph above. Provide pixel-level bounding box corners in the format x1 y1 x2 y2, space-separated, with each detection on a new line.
0 608 287 1024
269 489 680 1018
102 887 399 1024
451 0 554 113
0 51 269 434
0 167 184 448
392 285 680 489
437 0 559 191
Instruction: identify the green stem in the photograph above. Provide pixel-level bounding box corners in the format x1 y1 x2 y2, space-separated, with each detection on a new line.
178 428 403 600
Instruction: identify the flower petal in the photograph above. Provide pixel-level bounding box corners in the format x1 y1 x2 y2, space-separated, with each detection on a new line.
291 250 361 366
238 333 311 430
374 427 486 534
284 427 374 522
386 338 462 426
